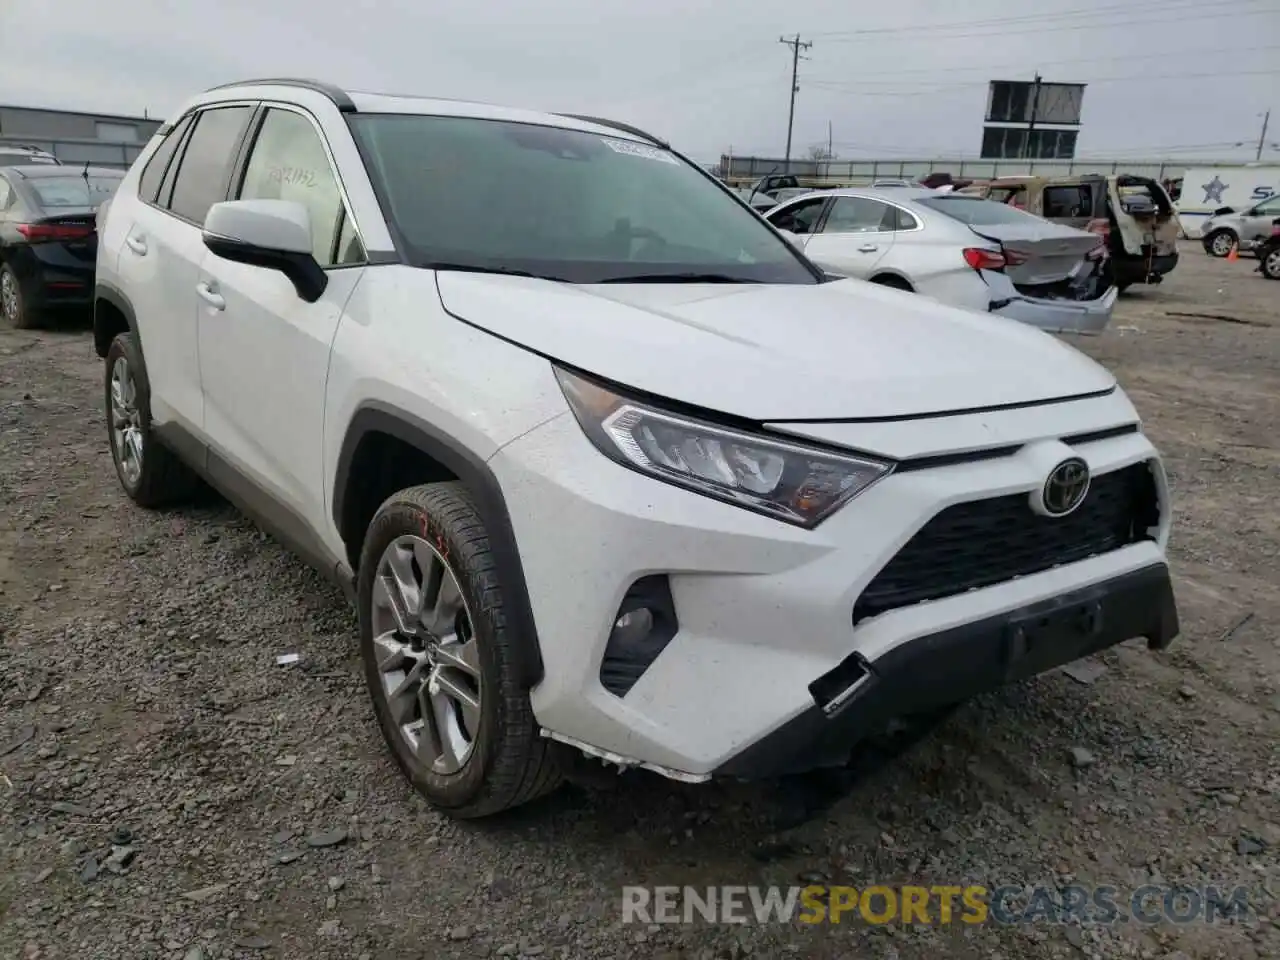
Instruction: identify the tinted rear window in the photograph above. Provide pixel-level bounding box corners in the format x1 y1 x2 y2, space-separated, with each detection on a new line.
29 175 123 208
917 196 1050 225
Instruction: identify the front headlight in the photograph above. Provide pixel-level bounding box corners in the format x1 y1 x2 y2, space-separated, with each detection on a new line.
554 367 892 528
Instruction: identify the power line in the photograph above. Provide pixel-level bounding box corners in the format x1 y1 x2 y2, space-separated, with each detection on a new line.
802 43 1280 83
803 67 1280 97
806 0 1258 39
813 2 1276 44
778 34 812 172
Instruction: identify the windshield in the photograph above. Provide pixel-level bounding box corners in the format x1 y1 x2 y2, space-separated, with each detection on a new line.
916 195 1050 226
349 114 818 284
29 175 122 208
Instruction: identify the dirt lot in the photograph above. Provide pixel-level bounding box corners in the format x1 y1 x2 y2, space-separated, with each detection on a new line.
1 249 1277 960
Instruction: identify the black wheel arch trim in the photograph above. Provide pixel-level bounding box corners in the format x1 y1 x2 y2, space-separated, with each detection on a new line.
93 281 141 360
333 402 545 687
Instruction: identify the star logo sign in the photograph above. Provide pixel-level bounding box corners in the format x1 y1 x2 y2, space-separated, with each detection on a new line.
1201 176 1228 205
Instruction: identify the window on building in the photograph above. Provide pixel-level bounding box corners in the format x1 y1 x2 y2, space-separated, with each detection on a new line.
96 121 140 143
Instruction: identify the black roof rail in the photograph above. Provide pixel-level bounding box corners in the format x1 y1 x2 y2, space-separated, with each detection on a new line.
206 77 357 113
556 113 668 149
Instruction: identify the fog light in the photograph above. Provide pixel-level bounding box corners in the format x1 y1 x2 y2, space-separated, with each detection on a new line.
612 608 654 643
599 576 678 697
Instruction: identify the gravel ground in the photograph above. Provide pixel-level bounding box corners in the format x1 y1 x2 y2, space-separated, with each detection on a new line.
1 248 1277 960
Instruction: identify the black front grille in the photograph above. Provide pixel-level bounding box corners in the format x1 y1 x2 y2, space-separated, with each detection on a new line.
853 462 1159 623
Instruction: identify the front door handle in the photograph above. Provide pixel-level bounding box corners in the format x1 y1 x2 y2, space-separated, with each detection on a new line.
196 281 225 311
857 244 879 253
125 235 147 256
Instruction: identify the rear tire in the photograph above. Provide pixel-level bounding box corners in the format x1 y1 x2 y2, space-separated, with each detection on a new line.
0 263 34 329
1203 229 1236 258
104 333 201 507
358 482 561 818
1262 246 1280 280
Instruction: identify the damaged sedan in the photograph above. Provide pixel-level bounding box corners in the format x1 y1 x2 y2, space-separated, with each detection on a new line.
765 187 1116 334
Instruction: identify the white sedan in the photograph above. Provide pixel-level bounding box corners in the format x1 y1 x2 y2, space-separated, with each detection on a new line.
764 187 1118 334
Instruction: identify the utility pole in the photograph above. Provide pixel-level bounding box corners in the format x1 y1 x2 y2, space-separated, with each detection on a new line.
828 120 833 159
1022 73 1043 160
779 34 812 172
1258 110 1271 161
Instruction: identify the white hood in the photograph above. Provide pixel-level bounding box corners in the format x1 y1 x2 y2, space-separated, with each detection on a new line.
434 273 1116 421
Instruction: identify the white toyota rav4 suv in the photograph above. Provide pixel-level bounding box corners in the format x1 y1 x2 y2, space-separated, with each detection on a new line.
93 79 1179 818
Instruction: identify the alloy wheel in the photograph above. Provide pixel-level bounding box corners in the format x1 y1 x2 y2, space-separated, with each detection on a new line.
1211 232 1234 257
0 271 17 323
1265 248 1280 279
109 356 144 486
370 534 482 775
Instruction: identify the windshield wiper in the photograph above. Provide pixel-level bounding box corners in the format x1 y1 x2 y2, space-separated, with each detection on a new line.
425 262 568 282
598 272 762 284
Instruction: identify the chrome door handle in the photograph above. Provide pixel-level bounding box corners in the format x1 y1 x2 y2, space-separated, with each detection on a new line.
857 244 878 253
196 281 225 311
125 235 147 256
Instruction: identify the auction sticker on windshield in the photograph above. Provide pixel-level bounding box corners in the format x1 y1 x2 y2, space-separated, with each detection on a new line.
600 137 678 164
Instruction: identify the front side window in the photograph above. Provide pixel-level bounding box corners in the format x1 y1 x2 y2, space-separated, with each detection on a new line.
168 106 254 224
349 114 818 283
769 197 827 234
822 197 889 234
238 108 352 266
1252 195 1280 215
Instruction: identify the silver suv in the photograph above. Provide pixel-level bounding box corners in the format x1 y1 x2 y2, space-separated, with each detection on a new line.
1200 192 1280 257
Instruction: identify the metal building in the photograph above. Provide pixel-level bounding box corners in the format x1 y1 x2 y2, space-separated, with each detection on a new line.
0 104 163 169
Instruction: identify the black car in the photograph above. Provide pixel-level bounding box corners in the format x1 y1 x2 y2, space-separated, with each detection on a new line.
0 165 123 328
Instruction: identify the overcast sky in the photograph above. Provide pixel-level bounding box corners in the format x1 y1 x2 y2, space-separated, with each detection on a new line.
1 0 1277 164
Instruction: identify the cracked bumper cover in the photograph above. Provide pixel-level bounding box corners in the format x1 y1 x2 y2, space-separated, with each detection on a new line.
714 563 1179 780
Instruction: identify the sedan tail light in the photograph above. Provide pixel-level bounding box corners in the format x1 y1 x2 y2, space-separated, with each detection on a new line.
962 247 1007 270
16 222 94 242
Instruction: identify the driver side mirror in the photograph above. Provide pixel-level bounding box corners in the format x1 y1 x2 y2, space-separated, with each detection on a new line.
202 200 328 303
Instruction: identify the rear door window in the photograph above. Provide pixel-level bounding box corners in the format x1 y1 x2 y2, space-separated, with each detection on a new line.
167 106 254 224
138 114 194 205
882 205 919 231
1042 185 1092 218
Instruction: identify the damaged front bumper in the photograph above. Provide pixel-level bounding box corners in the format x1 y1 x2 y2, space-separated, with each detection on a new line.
983 266 1118 335
716 563 1179 780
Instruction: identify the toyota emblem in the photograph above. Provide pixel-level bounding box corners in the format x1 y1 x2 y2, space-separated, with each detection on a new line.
1040 457 1091 517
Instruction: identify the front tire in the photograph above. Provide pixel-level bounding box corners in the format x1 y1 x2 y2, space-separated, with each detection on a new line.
104 333 200 507
1203 229 1236 258
358 482 561 818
